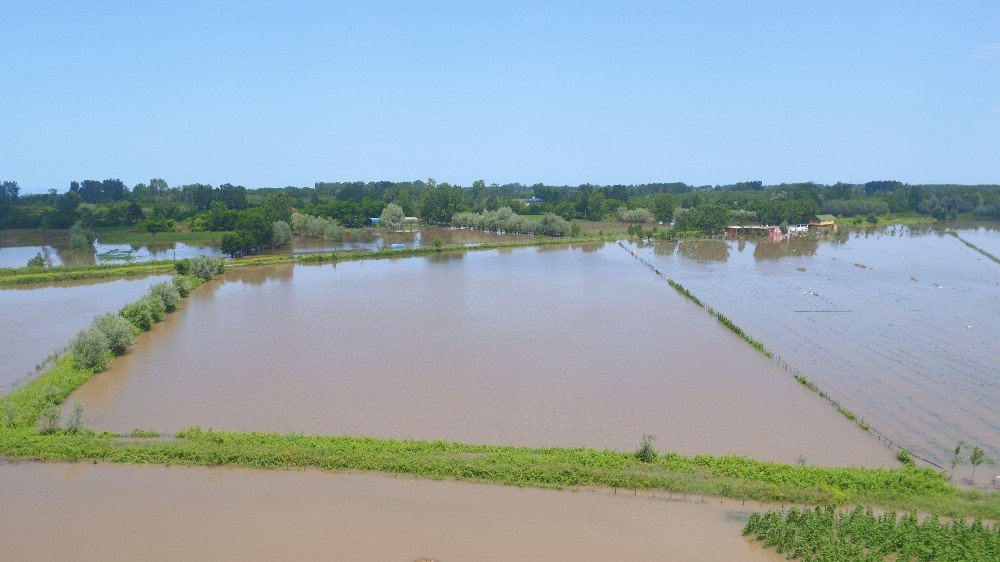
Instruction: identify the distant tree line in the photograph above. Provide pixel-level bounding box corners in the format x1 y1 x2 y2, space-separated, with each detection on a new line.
2 177 998 249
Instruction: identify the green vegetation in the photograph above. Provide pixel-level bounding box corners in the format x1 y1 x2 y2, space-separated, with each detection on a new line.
290 211 345 239
743 505 999 561
947 230 1000 265
0 426 996 519
379 202 405 230
451 207 571 236
26 252 46 268
635 433 657 462
709 309 773 358
94 226 227 244
68 327 112 371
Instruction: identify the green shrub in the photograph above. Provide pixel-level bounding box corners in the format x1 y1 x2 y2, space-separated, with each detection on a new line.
897 450 915 467
65 401 84 433
142 295 167 322
121 300 154 331
149 280 181 311
635 433 658 463
172 275 192 297
92 312 135 355
38 403 61 434
69 327 111 371
189 256 224 280
174 260 190 275
26 253 46 268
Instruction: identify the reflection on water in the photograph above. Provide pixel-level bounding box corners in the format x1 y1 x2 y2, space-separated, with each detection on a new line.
639 222 1000 478
70 244 893 467
0 462 781 561
0 226 528 268
0 275 171 389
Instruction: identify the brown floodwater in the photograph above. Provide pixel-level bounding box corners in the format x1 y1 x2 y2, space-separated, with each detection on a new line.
638 224 999 481
70 243 893 467
0 275 171 390
0 462 783 561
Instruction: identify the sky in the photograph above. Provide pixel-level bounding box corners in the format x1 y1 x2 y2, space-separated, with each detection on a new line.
2 1 999 193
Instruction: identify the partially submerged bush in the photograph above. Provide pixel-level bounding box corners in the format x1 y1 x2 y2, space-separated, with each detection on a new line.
149 280 181 311
189 256 224 280
174 259 190 275
68 220 97 249
92 312 135 355
26 252 46 268
121 300 155 331
172 275 194 297
535 212 570 236
38 403 61 434
69 327 111 371
635 433 658 463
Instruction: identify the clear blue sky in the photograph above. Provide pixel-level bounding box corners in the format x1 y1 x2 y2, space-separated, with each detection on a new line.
2 1 998 193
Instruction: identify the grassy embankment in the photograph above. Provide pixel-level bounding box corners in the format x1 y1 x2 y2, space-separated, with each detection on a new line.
946 230 1000 265
843 212 938 229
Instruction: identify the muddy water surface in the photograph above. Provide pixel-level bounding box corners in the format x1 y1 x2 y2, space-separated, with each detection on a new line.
71 244 893 467
0 276 170 389
0 462 781 561
640 225 999 478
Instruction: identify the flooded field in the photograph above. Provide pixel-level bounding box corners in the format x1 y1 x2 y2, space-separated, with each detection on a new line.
0 227 524 267
0 275 171 389
952 222 1000 258
639 224 999 478
0 462 780 561
70 244 893 467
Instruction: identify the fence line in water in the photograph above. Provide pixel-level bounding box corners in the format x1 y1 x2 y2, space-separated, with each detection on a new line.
615 240 944 471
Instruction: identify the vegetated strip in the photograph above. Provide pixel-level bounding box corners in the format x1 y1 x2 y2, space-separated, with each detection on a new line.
744 504 998 561
0 236 612 287
0 427 996 521
614 242 943 468
946 230 1000 265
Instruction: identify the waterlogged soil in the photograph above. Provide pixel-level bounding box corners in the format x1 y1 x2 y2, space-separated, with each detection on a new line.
0 462 781 561
0 275 171 390
71 244 893 467
0 227 524 267
638 224 999 480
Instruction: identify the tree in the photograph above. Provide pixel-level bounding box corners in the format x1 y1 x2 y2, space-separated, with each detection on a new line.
380 203 405 230
148 178 168 194
123 202 145 225
646 193 676 222
969 446 993 482
26 253 46 268
92 312 135 355
69 327 111 371
949 441 966 479
140 215 174 237
271 220 292 247
183 183 214 210
0 180 19 201
261 192 292 224
217 183 247 210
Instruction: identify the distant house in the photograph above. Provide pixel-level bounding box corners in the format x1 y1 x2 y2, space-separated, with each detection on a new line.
528 196 543 203
369 217 381 224
809 214 837 232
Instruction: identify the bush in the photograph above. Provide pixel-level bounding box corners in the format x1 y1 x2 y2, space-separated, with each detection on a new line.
65 401 84 433
172 275 193 297
380 203 405 230
92 312 134 355
26 252 46 268
616 206 654 224
635 433 657 463
121 300 155 331
536 212 570 236
142 295 166 322
271 220 292 247
189 256 224 280
68 220 97 249
38 403 61 434
175 260 190 275
69 327 111 371
149 281 181 311
291 212 344 239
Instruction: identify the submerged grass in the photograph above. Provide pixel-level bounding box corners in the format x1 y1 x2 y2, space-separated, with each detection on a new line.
93 227 227 244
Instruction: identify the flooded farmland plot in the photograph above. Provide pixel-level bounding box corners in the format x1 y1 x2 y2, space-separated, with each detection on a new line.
0 227 525 267
639 225 999 478
0 275 171 389
0 462 781 561
69 244 893 467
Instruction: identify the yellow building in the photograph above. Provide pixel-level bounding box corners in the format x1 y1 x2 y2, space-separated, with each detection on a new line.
809 214 838 232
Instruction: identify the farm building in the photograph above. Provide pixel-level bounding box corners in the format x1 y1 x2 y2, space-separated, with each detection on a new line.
809 214 838 232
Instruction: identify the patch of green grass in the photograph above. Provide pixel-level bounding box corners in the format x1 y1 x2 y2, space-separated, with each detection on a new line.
0 356 96 428
94 227 228 244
